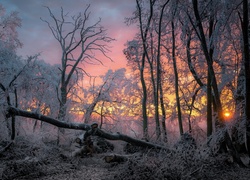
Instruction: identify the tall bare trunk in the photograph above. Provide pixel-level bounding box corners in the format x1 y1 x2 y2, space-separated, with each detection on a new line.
155 1 169 139
140 62 148 139
242 0 250 158
207 16 214 137
159 79 167 142
147 32 160 139
172 20 183 135
136 0 155 140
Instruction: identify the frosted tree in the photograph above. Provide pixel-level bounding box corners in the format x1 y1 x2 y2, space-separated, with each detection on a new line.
133 0 155 140
78 68 131 129
168 0 183 135
125 0 171 140
18 59 60 131
0 4 22 50
42 5 114 123
0 4 22 140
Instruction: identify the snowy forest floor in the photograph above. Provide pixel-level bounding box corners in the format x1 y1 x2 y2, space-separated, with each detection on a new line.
1 136 250 180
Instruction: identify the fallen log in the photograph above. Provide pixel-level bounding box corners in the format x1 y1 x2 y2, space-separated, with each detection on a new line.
6 106 91 131
6 106 168 151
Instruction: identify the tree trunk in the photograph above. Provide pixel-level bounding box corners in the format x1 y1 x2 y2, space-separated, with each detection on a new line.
159 81 167 142
136 0 155 140
153 1 170 140
192 0 224 126
207 72 213 136
100 101 105 129
185 32 204 134
242 0 250 158
172 20 183 135
58 83 67 121
57 82 67 144
148 31 160 139
207 16 214 137
155 2 169 140
140 57 149 140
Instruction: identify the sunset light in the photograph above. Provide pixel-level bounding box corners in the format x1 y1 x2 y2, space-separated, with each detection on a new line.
224 112 230 117
223 111 232 120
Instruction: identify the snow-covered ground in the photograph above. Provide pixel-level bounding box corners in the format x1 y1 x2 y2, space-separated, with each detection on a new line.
1 137 250 180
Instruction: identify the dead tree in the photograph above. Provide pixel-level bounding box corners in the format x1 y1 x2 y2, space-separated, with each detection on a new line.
5 106 168 151
41 5 114 122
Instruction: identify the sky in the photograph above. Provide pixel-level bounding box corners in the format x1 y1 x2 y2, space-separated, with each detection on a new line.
1 0 137 76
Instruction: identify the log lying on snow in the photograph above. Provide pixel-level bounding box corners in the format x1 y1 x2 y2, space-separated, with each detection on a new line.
5 107 248 167
6 106 168 151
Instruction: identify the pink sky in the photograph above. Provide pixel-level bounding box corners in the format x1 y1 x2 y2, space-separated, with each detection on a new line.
2 0 137 76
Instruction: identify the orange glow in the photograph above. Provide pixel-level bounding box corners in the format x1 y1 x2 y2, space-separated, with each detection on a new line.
223 111 232 121
224 112 230 117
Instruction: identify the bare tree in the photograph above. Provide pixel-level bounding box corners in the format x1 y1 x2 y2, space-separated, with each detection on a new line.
170 2 183 135
42 5 114 122
153 0 170 139
83 69 126 124
131 0 155 140
0 56 35 140
191 0 224 126
0 5 22 140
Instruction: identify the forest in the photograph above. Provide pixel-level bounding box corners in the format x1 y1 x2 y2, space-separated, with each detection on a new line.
1 0 250 179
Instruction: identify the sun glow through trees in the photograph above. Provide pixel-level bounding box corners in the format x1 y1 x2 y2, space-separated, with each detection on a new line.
223 110 232 121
